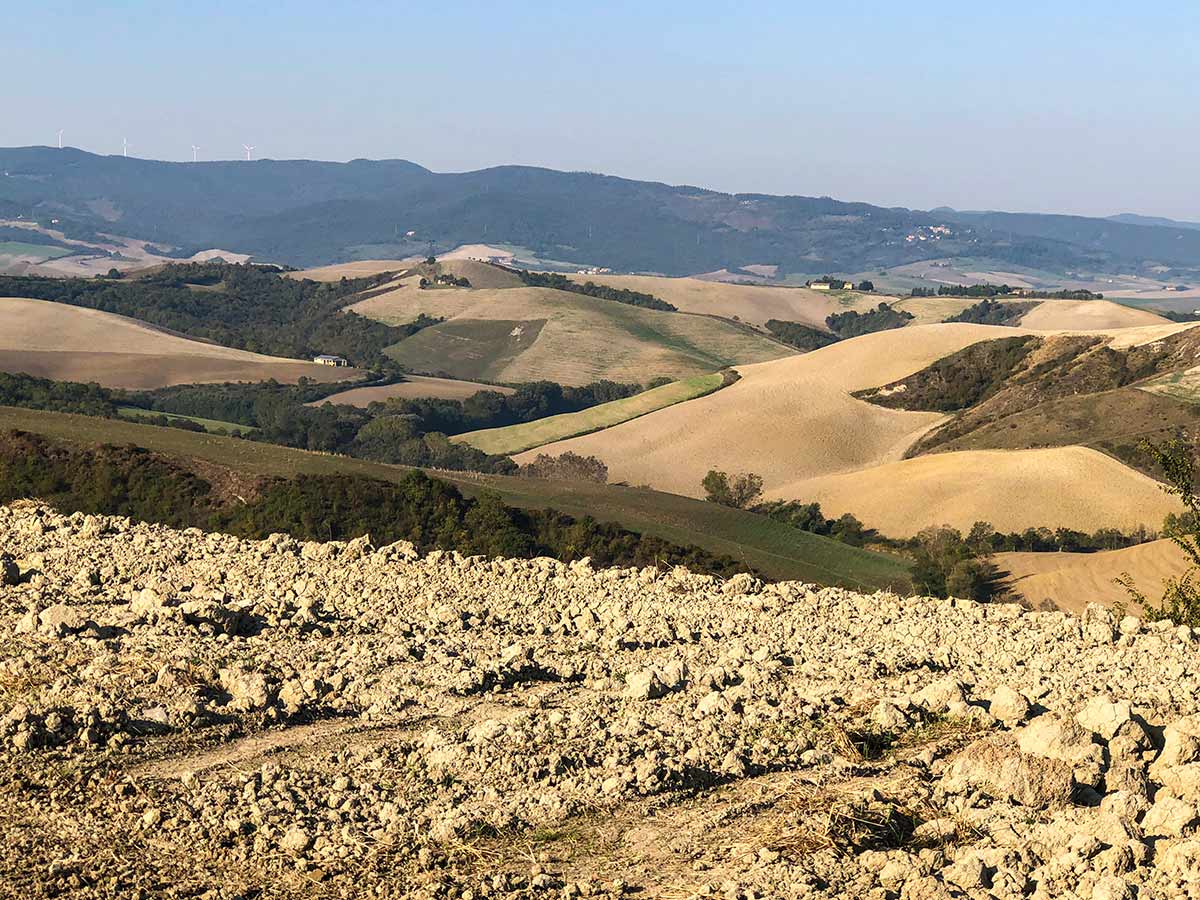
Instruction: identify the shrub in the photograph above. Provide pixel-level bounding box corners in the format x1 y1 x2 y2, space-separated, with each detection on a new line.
702 469 764 509
1118 439 1200 626
520 452 608 483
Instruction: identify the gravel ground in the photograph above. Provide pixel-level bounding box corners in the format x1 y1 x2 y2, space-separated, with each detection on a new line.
2 502 1200 899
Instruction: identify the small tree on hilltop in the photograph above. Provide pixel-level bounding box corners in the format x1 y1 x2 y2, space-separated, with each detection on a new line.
702 469 763 509
1118 439 1200 626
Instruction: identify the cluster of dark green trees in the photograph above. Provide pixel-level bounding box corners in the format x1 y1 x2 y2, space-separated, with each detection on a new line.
511 269 677 312
0 263 422 369
0 372 120 418
754 500 873 546
0 430 747 577
946 299 1039 326
910 283 1103 300
366 379 645 435
826 303 915 338
763 303 915 353
764 320 841 351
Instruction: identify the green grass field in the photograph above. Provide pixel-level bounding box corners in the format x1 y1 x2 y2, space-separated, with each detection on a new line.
457 372 727 455
0 406 912 591
116 406 256 435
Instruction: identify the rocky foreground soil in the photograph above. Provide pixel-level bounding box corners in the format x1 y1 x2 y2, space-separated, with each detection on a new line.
2 504 1200 899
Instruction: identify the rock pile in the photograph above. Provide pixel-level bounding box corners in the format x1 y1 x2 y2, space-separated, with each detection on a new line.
2 502 1200 898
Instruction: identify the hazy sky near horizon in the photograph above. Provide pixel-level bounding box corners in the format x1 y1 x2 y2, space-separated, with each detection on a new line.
8 1 1198 219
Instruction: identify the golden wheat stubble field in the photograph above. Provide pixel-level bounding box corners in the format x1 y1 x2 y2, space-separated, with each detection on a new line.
0 297 364 389
569 273 890 330
995 538 1191 614
518 320 1189 537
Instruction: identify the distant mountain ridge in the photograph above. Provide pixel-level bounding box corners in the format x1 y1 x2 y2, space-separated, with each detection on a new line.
3 146 1200 276
1107 213 1200 231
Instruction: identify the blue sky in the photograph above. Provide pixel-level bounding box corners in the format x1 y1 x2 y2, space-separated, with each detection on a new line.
7 1 1198 218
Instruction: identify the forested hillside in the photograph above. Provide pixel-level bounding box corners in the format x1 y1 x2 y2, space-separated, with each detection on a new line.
6 147 1200 275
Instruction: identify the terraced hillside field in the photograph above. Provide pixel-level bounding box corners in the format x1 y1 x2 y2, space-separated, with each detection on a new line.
0 297 364 389
361 286 791 386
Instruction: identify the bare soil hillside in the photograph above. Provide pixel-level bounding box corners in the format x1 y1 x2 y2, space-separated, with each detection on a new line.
998 539 1191 613
0 297 363 389
287 260 414 281
787 447 1177 538
4 504 1200 898
516 324 1018 497
1017 300 1169 330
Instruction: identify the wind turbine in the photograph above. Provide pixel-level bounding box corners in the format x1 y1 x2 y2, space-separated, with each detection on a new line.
243 144 254 161
57 129 64 149
191 145 200 162
122 138 130 158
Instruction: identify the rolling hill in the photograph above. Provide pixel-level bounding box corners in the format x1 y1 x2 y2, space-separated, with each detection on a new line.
7 147 1200 277
0 296 363 389
517 319 1193 538
785 446 1176 538
997 538 1191 613
0 405 912 591
514 323 1013 496
562 274 881 330
354 283 792 385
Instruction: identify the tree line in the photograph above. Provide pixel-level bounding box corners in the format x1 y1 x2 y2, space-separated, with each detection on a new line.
910 283 1103 300
510 269 678 311
0 430 749 577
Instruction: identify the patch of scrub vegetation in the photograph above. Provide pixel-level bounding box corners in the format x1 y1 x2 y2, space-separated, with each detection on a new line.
385 318 547 381
945 298 1039 326
855 336 1038 412
456 372 731 455
0 241 78 260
